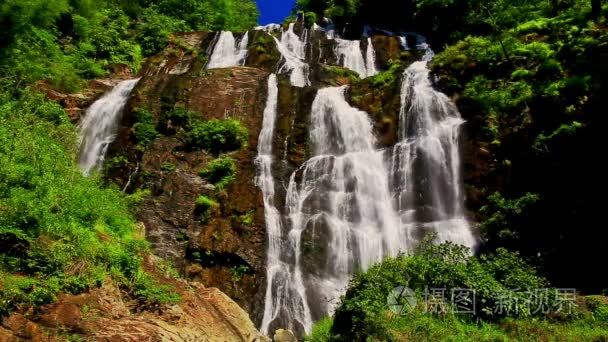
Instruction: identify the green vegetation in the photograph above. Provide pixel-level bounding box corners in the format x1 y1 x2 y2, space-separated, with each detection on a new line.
367 62 403 88
0 91 175 316
0 0 259 93
184 119 248 154
479 192 540 248
312 314 608 341
321 65 359 84
160 162 176 173
163 106 198 129
310 236 608 341
330 236 552 340
236 211 255 227
426 0 607 291
230 265 250 282
131 270 181 310
305 317 333 342
132 108 159 146
195 195 218 218
199 156 237 190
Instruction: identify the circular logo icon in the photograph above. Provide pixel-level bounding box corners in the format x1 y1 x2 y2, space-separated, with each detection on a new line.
387 286 417 315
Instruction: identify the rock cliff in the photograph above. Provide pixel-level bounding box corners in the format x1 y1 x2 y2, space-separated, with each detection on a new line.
100 22 417 322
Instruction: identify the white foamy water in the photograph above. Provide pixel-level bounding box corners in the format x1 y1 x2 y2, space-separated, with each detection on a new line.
334 38 378 78
78 79 139 175
207 31 249 69
273 23 310 87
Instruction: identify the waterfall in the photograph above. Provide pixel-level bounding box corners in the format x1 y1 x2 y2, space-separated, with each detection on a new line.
272 23 310 87
207 31 249 69
251 27 474 335
78 79 139 175
365 38 378 77
392 60 476 248
260 86 405 335
334 38 377 78
257 74 313 335
259 58 475 335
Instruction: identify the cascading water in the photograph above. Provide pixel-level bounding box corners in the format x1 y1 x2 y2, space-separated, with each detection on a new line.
207 31 249 69
253 27 474 335
257 74 313 336
334 39 366 77
260 85 406 335
392 60 476 248
78 79 139 175
272 23 310 87
334 38 378 78
365 38 378 76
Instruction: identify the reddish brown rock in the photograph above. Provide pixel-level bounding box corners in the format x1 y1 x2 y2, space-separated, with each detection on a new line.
0 257 266 342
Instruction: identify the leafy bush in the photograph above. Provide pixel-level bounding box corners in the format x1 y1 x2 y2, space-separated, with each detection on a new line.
432 36 503 71
304 11 318 27
162 106 198 130
161 162 176 173
132 108 159 146
312 312 608 342
184 119 248 154
195 195 218 218
0 91 174 316
533 121 583 152
199 156 237 190
131 270 181 310
230 265 250 282
135 8 189 56
237 211 255 226
463 76 534 113
305 317 334 342
331 236 553 340
0 0 259 92
368 62 402 87
480 192 540 246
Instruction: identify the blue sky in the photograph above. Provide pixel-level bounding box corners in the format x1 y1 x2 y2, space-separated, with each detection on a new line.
256 0 296 24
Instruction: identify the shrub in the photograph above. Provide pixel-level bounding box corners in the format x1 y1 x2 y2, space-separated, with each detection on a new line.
432 36 504 71
105 155 129 170
135 8 189 56
161 162 176 173
480 192 540 244
162 106 198 132
0 92 172 317
330 235 555 341
463 76 534 113
132 108 159 145
195 195 218 218
230 265 250 282
305 317 334 342
237 210 255 226
368 62 402 87
533 121 583 152
131 270 181 310
184 119 248 154
304 11 318 27
199 156 237 190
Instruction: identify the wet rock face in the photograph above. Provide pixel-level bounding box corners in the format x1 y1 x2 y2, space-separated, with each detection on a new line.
101 25 424 320
105 66 270 313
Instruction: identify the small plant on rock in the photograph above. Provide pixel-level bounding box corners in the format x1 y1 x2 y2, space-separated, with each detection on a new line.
199 156 237 190
195 195 218 220
184 119 248 154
